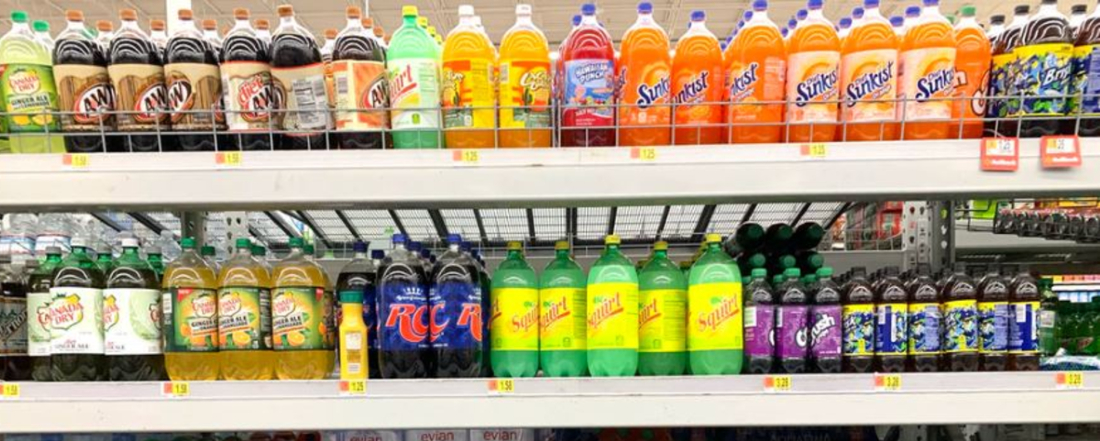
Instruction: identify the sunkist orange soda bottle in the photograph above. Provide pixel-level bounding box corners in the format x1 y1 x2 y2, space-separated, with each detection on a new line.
442 5 497 148
619 1 671 147
898 0 956 140
672 10 725 145
840 0 899 141
786 0 840 143
498 4 552 148
951 5 990 139
727 0 787 144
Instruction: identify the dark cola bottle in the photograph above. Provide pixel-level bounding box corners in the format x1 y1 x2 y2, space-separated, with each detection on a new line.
222 8 275 151
987 5 1029 138
429 234 483 378
53 10 120 153
331 7 389 149
270 5 332 150
1018 0 1073 138
108 9 172 152
376 234 429 378
164 9 221 151
1073 3 1100 136
202 18 234 150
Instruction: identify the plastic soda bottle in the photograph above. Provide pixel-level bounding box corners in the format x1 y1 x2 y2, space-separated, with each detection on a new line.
377 234 430 378
1008 265 1040 370
336 241 378 378
52 10 117 153
539 240 587 377
0 10 62 153
873 266 907 373
898 0 957 140
727 0 786 144
429 234 483 378
786 0 840 143
150 19 168 53
1071 4 1100 136
498 4 552 148
619 2 672 147
165 9 222 152
637 241 687 375
810 267 841 373
687 234 742 375
943 263 978 371
270 5 330 150
775 268 808 373
48 238 106 381
907 263 941 372
490 241 539 377
976 264 1009 371
841 266 874 373
561 3 616 147
271 237 334 379
221 8 275 151
744 268 774 374
670 11 724 145
28 246 62 381
1018 0 1072 138
162 237 219 381
587 235 638 376
840 0 899 142
217 238 274 380
442 5 497 149
104 236 165 381
388 6 442 149
331 7 389 150
109 9 171 153
987 6 1029 138
951 6 991 139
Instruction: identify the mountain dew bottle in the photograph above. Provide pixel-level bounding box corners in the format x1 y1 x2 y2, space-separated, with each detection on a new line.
539 241 587 377
587 235 638 377
638 241 687 376
387 6 441 149
688 234 743 375
490 241 539 377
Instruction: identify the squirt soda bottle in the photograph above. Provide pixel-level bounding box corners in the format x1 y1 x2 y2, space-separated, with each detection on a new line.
489 241 539 377
898 0 956 140
727 0 787 144
163 237 220 381
0 10 63 153
587 235 639 377
839 0 899 141
442 5 497 149
498 4 552 148
671 11 725 145
619 1 672 147
688 234 743 375
638 241 687 376
951 6 991 139
539 241 588 377
786 0 840 143
561 3 616 147
388 6 442 149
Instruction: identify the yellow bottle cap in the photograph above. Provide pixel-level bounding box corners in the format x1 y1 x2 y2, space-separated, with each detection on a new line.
417 16 428 27
554 241 570 251
402 5 418 17
507 241 522 251
705 233 722 243
654 241 668 251
605 235 621 245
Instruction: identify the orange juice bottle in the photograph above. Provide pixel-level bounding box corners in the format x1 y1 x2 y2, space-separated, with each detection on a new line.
951 6 990 139
442 5 497 148
672 10 725 145
619 2 671 147
727 0 787 144
898 0 957 140
498 4 552 148
786 0 840 143
840 0 899 142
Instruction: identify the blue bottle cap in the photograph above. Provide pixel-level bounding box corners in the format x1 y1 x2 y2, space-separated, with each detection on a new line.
572 14 581 25
852 6 864 17
922 0 937 6
806 0 821 11
752 0 767 12
352 240 367 253
864 0 879 8
905 6 920 17
691 10 705 21
447 234 462 244
781 27 788 37
392 234 407 244
890 15 904 26
460 241 472 251
582 3 596 15
788 18 798 28
839 17 851 28
408 241 422 251
370 249 385 259
797 8 809 19
638 2 652 14
744 10 753 20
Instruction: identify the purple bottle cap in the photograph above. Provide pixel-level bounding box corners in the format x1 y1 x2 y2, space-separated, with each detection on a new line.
806 0 822 11
905 6 920 17
852 6 864 17
353 241 367 253
890 15 904 27
582 3 596 16
922 0 938 6
753 0 768 12
572 14 581 25
638 2 652 14
691 10 705 21
864 0 879 8
839 17 851 28
797 8 809 19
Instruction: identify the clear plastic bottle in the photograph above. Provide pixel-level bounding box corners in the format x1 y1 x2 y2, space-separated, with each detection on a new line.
270 237 333 379
873 266 908 373
33 20 54 52
687 234 742 375
491 241 539 377
539 240 587 377
0 10 62 153
217 238 274 380
430 234 483 377
744 268 775 374
638 241 687 376
336 241 378 378
49 238 106 381
163 237 220 381
104 236 165 381
1 213 37 262
27 246 62 381
377 234 430 378
776 268 808 373
841 266 875 372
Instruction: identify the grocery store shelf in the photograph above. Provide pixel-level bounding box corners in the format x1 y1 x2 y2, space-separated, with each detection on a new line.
0 372 1098 432
0 139 1097 211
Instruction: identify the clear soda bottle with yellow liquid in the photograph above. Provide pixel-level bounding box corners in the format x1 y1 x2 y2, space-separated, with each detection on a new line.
498 4 552 148
271 237 335 379
442 5 497 149
163 237 220 381
217 238 274 380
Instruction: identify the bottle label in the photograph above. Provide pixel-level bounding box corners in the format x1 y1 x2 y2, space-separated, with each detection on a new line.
672 60 723 125
330 431 402 441
638 288 686 353
728 57 786 112
842 303 874 356
490 287 539 351
587 282 639 350
953 47 989 122
53 64 115 131
908 302 942 354
539 287 586 351
978 300 1009 353
102 288 161 355
163 287 218 353
217 286 272 351
1016 43 1072 117
428 279 482 349
687 282 742 351
1009 300 1040 354
379 280 429 350
221 61 274 131
46 287 104 354
107 63 170 131
841 49 898 123
271 63 331 132
272 287 334 351
342 329 365 375
898 47 956 122
388 58 442 130
0 295 25 354
0 63 61 133
809 304 841 357
332 60 389 131
775 304 809 358
165 62 223 130
786 50 840 124
743 305 775 357
1069 44 1100 116
874 302 908 354
499 59 552 129
442 57 495 129
27 291 50 356
944 299 978 353
470 430 534 441
562 59 614 128
986 53 1015 120
620 53 671 127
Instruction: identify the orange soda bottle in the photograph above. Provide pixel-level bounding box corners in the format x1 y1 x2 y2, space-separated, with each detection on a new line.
950 5 990 139
671 10 725 145
498 4 553 148
898 0 957 140
786 0 840 143
840 0 899 141
727 0 787 144
442 5 498 148
619 2 672 146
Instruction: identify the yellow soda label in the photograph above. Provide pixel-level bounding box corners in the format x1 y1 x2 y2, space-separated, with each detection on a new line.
639 288 686 353
944 299 978 353
499 59 552 128
490 287 538 351
539 287 586 351
272 287 334 351
442 57 495 129
899 47 956 121
586 282 639 350
688 282 743 351
842 303 875 355
840 49 898 122
217 287 272 351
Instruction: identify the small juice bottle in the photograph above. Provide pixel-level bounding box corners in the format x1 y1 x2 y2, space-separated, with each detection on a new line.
672 10 725 145
727 0 787 144
498 4 552 148
619 1 672 147
272 237 334 379
899 0 957 140
163 237 220 381
442 5 497 149
840 0 899 141
218 238 274 380
786 0 840 143
338 289 368 379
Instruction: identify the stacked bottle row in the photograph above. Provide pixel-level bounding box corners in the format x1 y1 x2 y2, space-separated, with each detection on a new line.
994 207 1100 243
1045 287 1100 357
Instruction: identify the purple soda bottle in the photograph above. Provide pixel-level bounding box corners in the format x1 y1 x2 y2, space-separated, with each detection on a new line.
810 267 842 373
776 268 808 374
744 268 775 374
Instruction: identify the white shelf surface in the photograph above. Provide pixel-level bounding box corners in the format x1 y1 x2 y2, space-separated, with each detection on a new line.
0 372 1098 432
0 139 1097 211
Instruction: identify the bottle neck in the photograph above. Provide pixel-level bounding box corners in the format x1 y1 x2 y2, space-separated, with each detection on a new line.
354 251 367 259
808 9 825 20
346 17 361 30
556 249 570 259
516 14 533 27
507 249 522 259
66 20 84 32
581 14 598 26
654 250 667 260
921 5 941 18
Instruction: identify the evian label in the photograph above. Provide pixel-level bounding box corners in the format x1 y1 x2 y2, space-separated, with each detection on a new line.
586 282 639 350
332 59 388 131
222 61 275 131
108 63 170 130
103 288 161 355
388 58 441 130
54 64 116 130
165 62 222 130
471 430 533 441
47 287 104 355
405 430 467 441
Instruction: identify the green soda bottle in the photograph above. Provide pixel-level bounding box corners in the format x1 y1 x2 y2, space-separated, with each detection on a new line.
688 233 743 375
0 11 63 153
539 241 587 377
638 241 687 375
387 6 442 149
490 241 539 377
587 235 638 377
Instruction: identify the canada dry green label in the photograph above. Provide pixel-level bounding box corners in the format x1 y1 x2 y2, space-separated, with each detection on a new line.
27 291 50 356
218 286 272 351
586 282 639 350
102 288 161 355
47 287 104 354
272 286 334 351
638 288 686 353
164 287 218 352
539 287 586 351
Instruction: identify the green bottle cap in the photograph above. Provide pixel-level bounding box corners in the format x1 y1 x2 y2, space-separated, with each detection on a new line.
960 5 976 16
817 267 833 277
288 237 304 248
784 267 801 278
748 253 766 268
554 240 569 251
32 20 48 32
340 290 364 303
751 268 767 278
779 254 796 269
235 238 251 249
11 11 27 23
653 241 668 251
305 244 315 255
180 237 196 249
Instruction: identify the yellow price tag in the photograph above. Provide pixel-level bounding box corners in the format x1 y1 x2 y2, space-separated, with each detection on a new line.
801 143 827 158
875 374 902 391
453 150 479 163
1058 372 1084 389
163 381 190 397
63 153 90 168
2 383 19 398
490 378 515 393
764 375 791 392
631 147 657 161
341 380 367 395
216 151 242 166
